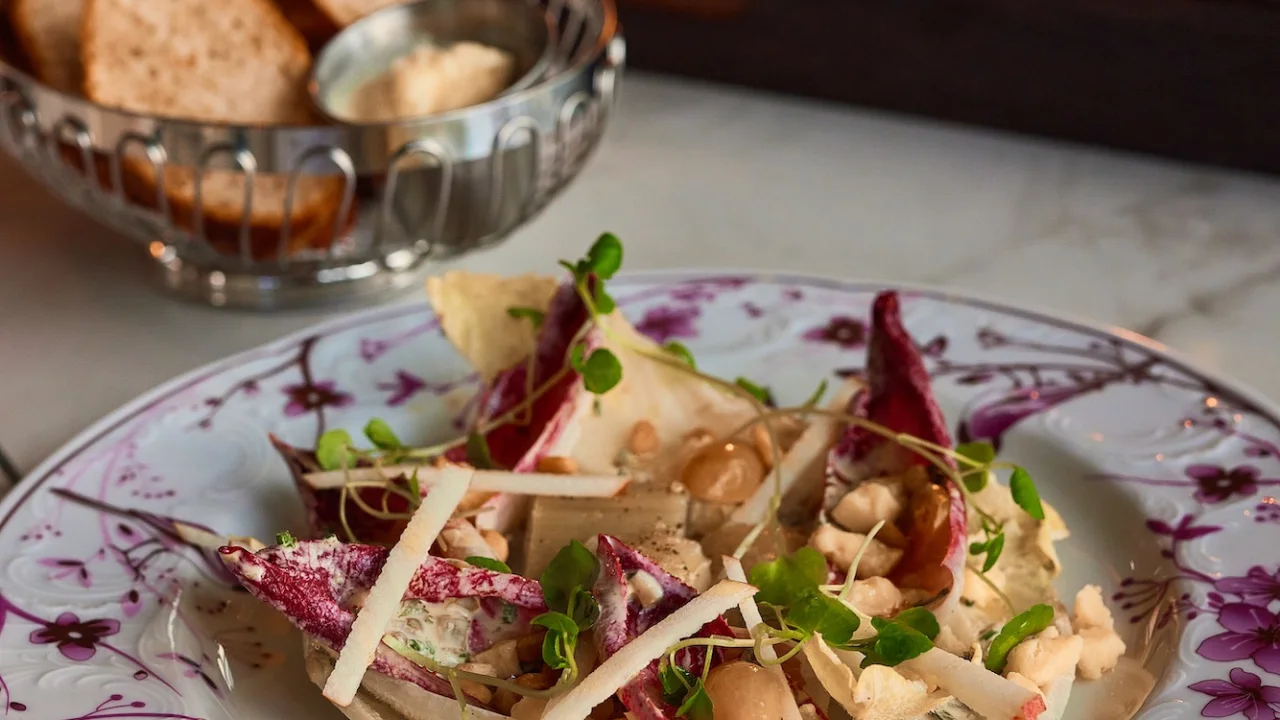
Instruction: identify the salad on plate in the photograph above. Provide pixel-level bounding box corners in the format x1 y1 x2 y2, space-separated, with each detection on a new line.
197 235 1149 720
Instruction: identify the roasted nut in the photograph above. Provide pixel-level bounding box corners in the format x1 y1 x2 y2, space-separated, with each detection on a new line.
537 456 579 475
492 689 521 715
481 529 510 562
751 424 777 469
456 663 496 704
516 668 558 691
680 441 766 504
516 631 546 664
627 420 660 455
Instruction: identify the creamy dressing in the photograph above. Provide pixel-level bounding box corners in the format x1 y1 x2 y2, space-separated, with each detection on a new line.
388 598 479 667
625 570 665 608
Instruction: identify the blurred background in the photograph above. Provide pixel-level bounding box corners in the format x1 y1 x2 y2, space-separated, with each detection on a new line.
1 0 1279 476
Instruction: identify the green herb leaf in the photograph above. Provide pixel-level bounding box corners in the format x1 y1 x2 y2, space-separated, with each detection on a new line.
570 343 587 372
984 603 1055 673
363 418 402 450
586 233 624 280
961 470 990 494
956 440 996 467
892 607 940 641
786 588 860 646
275 531 297 548
862 618 935 667
581 349 623 394
803 379 829 408
558 259 579 277
316 429 354 470
748 547 827 607
676 679 714 720
981 532 1005 572
734 377 772 405
405 469 421 501
593 286 616 315
660 664 697 706
570 587 600 631
533 611 579 670
1009 467 1045 520
956 441 995 492
507 307 546 328
540 540 600 613
466 432 497 470
466 556 512 573
663 341 696 369
532 610 578 637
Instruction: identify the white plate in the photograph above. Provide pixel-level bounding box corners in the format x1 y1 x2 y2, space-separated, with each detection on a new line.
2 272 1277 720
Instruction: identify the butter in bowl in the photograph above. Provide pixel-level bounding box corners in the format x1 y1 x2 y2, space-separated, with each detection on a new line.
310 0 553 123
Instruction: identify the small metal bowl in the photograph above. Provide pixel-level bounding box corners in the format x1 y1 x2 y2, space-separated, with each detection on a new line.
309 0 554 124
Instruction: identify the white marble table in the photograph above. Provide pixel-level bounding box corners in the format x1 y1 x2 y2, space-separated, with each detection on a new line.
2 73 1279 482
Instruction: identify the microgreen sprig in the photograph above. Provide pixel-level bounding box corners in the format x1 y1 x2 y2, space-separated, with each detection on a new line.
984 603 1055 673
466 556 512 573
531 541 601 679
507 307 546 328
659 664 715 720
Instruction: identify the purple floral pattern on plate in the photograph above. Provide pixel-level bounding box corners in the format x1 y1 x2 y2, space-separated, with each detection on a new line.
803 316 868 348
1190 668 1280 720
633 305 700 343
0 275 1278 718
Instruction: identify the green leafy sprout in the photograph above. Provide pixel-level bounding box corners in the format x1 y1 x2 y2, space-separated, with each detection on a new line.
531 541 601 678
984 603 1055 673
507 306 546 328
466 556 511 573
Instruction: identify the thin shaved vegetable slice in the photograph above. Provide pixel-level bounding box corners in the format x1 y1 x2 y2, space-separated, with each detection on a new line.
303 466 630 498
323 466 474 706
542 580 755 720
901 648 1047 720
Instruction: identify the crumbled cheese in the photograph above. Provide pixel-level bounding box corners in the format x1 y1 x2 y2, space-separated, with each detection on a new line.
1005 628 1084 689
1072 585 1126 680
851 665 951 720
1072 585 1114 630
831 481 906 534
808 524 903 578
1076 627 1126 681
845 576 904 617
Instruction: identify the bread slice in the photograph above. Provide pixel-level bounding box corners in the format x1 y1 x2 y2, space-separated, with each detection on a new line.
9 0 85 93
311 0 408 28
271 0 341 51
82 0 349 259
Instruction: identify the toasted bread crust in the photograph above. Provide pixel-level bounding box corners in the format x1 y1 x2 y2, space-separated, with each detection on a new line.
9 0 84 93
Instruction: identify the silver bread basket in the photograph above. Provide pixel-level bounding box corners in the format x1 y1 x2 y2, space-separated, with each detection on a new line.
0 0 624 309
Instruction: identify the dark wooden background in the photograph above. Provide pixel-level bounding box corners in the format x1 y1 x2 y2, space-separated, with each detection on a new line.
616 0 1280 176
